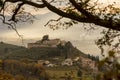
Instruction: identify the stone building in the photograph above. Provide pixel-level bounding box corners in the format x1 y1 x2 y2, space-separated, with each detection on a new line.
27 35 66 48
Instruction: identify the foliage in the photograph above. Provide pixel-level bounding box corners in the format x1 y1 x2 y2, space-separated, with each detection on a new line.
77 69 82 77
95 29 120 56
97 50 120 80
0 0 3 7
1 59 49 80
0 70 15 80
95 29 120 80
87 54 99 61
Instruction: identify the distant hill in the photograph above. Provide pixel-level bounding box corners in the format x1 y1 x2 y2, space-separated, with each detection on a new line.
0 41 25 55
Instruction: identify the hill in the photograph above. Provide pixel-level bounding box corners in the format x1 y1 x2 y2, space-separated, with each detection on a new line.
0 38 99 73
0 41 25 55
0 35 96 62
1 43 87 60
0 39 87 61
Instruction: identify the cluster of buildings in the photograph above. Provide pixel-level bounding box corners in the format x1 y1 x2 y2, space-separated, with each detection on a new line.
37 56 98 72
37 58 73 67
37 60 56 67
27 35 98 71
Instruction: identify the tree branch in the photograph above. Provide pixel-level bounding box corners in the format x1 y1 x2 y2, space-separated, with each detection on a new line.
3 0 120 31
9 2 24 22
42 0 89 22
69 0 94 18
6 0 45 8
44 16 63 26
42 0 120 31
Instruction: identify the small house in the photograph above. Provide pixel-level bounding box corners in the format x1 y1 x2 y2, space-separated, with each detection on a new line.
62 58 73 66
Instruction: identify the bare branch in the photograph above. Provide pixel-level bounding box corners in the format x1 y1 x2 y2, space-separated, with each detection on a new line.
9 2 24 22
0 14 23 43
6 0 46 8
44 16 63 26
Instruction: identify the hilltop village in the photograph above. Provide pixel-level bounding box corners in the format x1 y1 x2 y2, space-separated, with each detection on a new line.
27 35 98 71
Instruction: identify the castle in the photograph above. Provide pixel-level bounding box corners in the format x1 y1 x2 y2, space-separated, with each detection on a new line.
27 35 66 48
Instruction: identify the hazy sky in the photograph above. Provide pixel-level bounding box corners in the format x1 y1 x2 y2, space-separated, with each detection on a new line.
1 0 118 56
